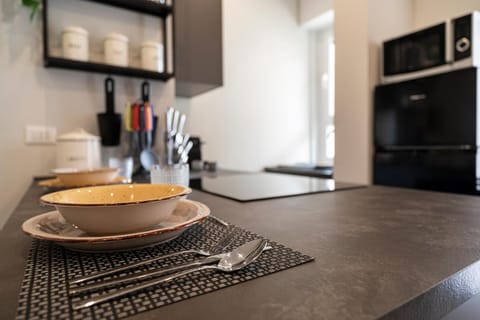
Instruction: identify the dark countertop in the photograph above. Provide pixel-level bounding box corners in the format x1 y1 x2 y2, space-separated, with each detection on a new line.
2 180 480 319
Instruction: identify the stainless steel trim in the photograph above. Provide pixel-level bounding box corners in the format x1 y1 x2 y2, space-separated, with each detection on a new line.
381 64 456 84
446 20 452 63
378 145 476 151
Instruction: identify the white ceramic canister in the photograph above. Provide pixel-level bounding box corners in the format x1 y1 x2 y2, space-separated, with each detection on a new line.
104 33 129 67
56 129 101 170
141 41 164 72
62 26 89 61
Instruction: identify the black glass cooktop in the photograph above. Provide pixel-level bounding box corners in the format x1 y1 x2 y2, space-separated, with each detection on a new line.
190 172 363 202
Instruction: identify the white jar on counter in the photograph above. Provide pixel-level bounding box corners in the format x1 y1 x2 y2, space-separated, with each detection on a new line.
141 41 164 72
56 129 101 170
104 33 129 67
62 26 89 61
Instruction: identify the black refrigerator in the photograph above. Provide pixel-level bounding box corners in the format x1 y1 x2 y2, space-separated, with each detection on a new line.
373 67 480 195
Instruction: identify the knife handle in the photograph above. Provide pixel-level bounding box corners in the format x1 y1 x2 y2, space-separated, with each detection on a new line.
105 77 115 114
124 103 132 131
142 81 150 102
144 103 153 131
132 103 140 131
139 103 145 132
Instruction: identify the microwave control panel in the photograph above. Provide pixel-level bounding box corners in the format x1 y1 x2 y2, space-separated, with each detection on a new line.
453 14 472 61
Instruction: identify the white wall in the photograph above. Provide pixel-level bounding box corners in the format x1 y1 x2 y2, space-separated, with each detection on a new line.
413 0 480 28
299 0 333 25
176 0 310 172
334 0 413 184
0 1 174 228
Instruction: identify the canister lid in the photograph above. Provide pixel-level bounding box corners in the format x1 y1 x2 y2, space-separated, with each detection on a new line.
57 128 100 142
105 32 129 42
141 41 163 49
62 26 88 35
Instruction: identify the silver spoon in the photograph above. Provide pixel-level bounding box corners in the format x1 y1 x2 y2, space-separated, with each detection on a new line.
69 235 269 296
140 149 159 171
72 239 269 310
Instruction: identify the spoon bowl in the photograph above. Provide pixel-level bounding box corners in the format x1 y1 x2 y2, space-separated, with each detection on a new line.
216 239 268 271
140 149 159 171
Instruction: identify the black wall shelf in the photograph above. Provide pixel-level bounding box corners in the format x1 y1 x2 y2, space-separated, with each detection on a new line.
45 57 174 80
81 0 173 18
42 0 175 82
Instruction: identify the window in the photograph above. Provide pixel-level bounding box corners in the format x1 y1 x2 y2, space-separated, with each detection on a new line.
309 20 335 166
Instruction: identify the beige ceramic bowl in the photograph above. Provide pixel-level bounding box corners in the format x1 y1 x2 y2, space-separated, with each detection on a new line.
40 183 192 235
52 167 119 187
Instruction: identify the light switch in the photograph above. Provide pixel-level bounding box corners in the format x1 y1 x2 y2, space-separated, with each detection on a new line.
25 125 57 145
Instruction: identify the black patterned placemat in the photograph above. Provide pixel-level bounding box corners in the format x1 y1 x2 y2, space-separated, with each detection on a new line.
16 217 314 319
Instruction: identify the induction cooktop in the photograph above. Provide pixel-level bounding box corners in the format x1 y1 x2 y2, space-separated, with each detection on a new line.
190 172 363 202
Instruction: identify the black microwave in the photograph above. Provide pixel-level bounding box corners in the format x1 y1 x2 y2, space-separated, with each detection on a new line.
381 12 480 84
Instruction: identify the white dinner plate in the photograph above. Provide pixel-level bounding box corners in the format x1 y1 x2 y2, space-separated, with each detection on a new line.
22 199 210 252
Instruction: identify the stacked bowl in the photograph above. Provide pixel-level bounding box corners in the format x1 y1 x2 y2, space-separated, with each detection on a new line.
52 167 120 187
40 183 192 235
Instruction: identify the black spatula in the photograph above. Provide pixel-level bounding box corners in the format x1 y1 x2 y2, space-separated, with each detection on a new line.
97 77 122 146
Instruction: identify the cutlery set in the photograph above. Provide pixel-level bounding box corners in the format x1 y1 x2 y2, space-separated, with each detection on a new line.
165 107 192 165
69 231 270 310
69 225 241 286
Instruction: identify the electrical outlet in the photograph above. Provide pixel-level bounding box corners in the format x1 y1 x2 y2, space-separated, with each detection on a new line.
25 125 57 145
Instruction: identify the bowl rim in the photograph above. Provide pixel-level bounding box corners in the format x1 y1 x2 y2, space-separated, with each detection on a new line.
39 183 192 207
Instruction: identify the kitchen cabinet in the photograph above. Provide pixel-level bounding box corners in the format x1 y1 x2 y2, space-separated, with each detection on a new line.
174 0 223 97
42 0 175 81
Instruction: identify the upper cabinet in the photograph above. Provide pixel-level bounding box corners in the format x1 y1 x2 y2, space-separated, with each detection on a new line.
174 0 223 97
42 0 175 81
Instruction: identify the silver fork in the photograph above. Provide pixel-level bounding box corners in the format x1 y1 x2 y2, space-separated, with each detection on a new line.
69 217 239 285
70 242 273 296
70 251 225 295
72 239 270 310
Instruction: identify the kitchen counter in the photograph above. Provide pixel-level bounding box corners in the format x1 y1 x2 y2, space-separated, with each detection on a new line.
2 179 480 319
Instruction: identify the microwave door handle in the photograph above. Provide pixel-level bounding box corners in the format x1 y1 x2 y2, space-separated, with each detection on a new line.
445 20 453 63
